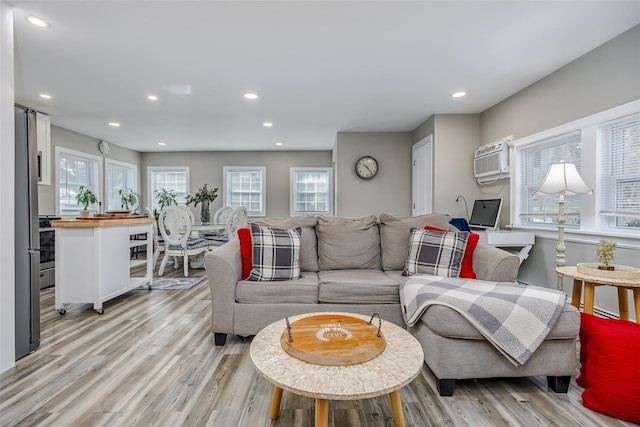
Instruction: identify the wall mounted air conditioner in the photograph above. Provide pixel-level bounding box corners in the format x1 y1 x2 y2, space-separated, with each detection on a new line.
474 137 511 183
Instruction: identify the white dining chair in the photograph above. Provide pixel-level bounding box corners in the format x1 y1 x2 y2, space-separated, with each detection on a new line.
213 206 233 225
225 207 248 239
157 206 209 277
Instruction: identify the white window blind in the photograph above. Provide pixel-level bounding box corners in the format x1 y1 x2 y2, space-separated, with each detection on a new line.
223 167 265 216
290 167 332 216
148 167 189 211
518 132 582 226
106 160 137 211
598 113 640 229
58 150 100 214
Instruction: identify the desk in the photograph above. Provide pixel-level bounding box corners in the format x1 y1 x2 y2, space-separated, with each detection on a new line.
557 266 640 323
476 230 535 265
250 312 423 427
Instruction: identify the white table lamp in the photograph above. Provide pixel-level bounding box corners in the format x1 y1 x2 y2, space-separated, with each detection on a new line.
536 161 591 291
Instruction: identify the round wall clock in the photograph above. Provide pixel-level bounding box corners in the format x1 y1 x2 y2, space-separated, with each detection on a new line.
98 140 110 155
355 155 379 180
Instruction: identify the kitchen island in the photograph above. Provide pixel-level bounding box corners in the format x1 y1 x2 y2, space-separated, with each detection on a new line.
52 217 155 314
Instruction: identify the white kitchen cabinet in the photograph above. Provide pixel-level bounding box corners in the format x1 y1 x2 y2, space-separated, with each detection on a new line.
53 218 154 314
36 112 51 185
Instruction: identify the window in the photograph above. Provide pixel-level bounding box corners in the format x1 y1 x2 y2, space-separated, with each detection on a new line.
290 167 332 216
56 147 101 215
147 167 189 211
105 159 137 212
512 100 640 238
223 166 265 216
518 132 583 227
598 113 640 230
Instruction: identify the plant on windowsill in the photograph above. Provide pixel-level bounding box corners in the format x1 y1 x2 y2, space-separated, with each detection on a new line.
154 188 178 219
186 183 219 224
118 188 137 211
76 185 98 218
595 239 616 271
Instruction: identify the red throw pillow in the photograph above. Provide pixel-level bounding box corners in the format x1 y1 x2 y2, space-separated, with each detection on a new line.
424 226 479 279
580 313 640 423
237 227 252 280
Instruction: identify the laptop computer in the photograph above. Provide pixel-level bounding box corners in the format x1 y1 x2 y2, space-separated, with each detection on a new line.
468 199 502 231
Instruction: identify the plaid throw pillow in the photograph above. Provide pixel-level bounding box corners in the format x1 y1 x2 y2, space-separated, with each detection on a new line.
402 228 469 277
248 223 302 281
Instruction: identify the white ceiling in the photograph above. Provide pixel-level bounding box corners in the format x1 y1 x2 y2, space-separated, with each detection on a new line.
10 1 640 152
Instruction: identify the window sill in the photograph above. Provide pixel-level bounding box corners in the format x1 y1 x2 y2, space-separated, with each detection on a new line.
513 226 640 250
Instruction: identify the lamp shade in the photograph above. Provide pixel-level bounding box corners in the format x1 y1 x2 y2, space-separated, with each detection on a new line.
536 162 592 196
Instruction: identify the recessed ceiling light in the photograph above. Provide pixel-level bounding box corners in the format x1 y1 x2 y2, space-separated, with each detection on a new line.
27 15 49 28
263 122 273 127
147 95 158 101
452 91 467 98
157 142 166 146
275 142 284 146
39 93 51 99
244 93 258 100
108 122 121 127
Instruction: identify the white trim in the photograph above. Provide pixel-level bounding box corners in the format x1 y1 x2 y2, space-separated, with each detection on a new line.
105 158 138 212
147 166 190 210
223 166 266 217
289 167 333 216
55 146 103 217
511 99 640 238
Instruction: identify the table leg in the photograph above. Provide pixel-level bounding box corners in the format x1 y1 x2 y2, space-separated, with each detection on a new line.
583 282 596 315
618 287 630 321
634 289 640 324
315 398 329 427
389 390 406 427
571 279 583 310
269 387 283 420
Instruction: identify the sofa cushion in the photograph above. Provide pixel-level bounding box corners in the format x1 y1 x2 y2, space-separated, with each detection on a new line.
236 272 319 304
425 226 480 279
247 224 302 281
420 302 580 340
403 228 468 277
379 213 453 270
316 215 380 270
318 270 399 303
251 216 318 272
580 313 640 424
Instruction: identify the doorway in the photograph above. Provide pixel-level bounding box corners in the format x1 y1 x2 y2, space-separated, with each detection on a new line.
412 135 433 215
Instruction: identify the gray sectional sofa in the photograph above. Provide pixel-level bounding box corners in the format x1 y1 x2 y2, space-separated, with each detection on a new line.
204 213 579 395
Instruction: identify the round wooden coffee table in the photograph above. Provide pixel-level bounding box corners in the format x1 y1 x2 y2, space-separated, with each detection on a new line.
250 312 424 427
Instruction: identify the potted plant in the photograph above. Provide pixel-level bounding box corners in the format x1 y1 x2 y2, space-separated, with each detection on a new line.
118 188 137 211
154 188 178 218
76 185 98 218
186 183 219 223
595 239 616 270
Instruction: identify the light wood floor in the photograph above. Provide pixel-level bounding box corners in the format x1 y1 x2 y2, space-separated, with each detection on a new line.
0 260 636 427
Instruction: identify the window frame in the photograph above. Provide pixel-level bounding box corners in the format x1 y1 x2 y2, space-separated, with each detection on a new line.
223 166 266 217
289 167 333 216
147 166 190 211
105 158 138 212
55 146 102 217
510 99 640 243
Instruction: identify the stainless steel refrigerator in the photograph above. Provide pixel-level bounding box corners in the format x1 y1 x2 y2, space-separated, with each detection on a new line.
14 105 40 360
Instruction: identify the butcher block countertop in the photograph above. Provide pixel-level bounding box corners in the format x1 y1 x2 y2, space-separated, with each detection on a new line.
52 217 155 228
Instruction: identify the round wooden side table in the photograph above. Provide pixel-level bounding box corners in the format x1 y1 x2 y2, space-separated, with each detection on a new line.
250 312 424 427
557 266 640 322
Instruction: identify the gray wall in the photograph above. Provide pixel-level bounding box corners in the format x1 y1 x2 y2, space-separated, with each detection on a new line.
334 132 413 217
38 125 142 216
141 151 332 219
477 25 640 318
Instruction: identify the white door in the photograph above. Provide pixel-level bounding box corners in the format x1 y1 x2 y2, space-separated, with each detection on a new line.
412 135 433 215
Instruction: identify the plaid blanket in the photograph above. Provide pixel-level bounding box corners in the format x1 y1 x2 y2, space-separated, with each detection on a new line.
400 275 566 366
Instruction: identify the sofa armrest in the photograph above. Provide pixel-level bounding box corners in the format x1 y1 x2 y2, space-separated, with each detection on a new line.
204 238 242 335
472 243 520 282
